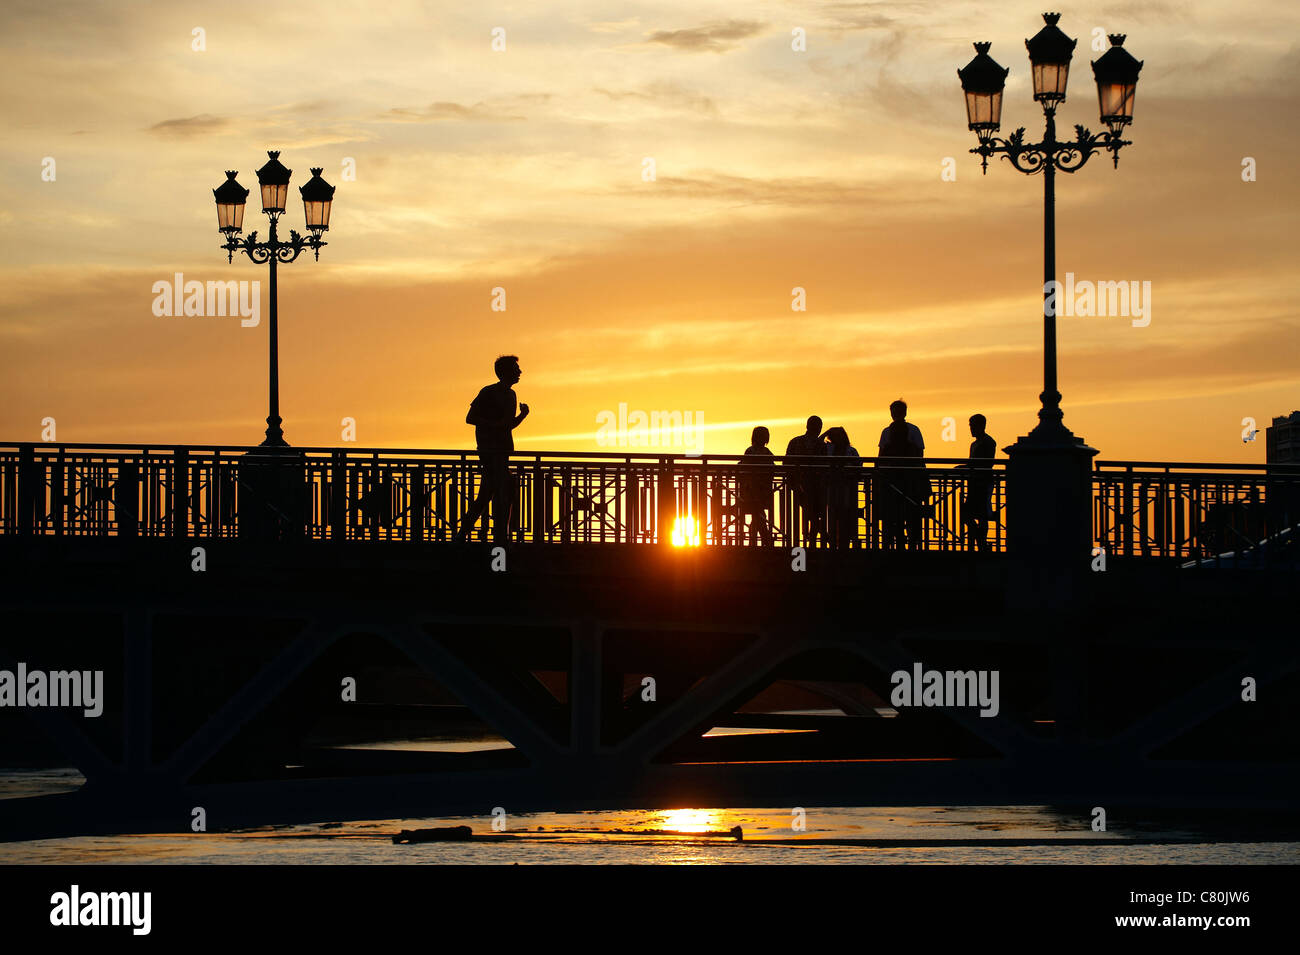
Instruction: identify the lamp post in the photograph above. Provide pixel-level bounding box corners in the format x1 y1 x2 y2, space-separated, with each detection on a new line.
959 14 1142 443
212 152 336 448
958 13 1143 569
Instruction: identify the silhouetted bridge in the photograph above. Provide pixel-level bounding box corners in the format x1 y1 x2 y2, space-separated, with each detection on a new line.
1 443 1295 558
0 442 1296 839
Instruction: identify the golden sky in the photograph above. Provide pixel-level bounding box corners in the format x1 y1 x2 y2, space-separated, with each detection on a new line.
1 0 1296 462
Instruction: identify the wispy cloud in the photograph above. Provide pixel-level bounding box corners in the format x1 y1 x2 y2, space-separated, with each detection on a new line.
811 3 900 32
594 82 719 116
147 114 228 137
636 173 915 206
646 20 767 53
383 101 527 123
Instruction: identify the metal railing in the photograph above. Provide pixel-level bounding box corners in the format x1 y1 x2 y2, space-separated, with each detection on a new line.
0 443 1006 552
1093 460 1300 560
4 442 1295 558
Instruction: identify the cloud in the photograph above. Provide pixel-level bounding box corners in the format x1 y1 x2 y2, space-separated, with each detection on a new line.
146 114 229 138
588 18 641 34
268 99 335 114
594 82 719 116
634 172 919 207
382 97 550 123
812 3 900 32
646 19 766 53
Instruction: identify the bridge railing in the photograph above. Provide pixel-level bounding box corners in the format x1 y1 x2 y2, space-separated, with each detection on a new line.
1093 460 1300 560
0 443 1006 552
4 443 1294 558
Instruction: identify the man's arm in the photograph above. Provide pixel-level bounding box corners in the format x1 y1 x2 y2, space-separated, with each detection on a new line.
466 388 491 427
468 405 511 427
468 387 523 428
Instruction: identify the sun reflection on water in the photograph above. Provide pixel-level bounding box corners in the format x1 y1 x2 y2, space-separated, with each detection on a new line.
657 808 722 833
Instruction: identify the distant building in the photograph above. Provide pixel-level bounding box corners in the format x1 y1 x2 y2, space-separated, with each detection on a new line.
1266 411 1300 464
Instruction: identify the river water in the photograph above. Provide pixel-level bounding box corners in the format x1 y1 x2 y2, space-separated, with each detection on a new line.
1 769 1294 864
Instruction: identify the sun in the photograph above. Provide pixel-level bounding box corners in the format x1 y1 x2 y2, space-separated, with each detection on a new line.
670 516 701 547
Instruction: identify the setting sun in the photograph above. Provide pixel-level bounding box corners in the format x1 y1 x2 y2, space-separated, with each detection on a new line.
670 516 701 547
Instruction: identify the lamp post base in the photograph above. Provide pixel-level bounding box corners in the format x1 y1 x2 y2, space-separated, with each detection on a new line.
1003 420 1098 606
260 416 289 450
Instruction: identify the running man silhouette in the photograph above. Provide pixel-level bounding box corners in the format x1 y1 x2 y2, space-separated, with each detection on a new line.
455 355 529 544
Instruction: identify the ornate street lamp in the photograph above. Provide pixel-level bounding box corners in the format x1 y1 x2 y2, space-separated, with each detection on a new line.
1025 12 1076 104
959 14 1143 568
299 168 335 234
212 151 336 448
959 13 1142 443
255 151 292 214
1092 34 1143 138
213 171 248 234
958 42 1009 147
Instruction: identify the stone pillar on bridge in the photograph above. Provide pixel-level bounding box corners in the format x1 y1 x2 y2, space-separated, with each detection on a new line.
1004 429 1098 597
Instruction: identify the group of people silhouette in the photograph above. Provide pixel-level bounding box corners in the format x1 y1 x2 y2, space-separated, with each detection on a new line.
739 403 996 552
453 355 997 551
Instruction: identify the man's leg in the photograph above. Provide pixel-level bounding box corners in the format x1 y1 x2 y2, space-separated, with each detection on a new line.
830 507 846 550
974 487 992 551
456 464 493 541
488 459 513 543
906 506 923 550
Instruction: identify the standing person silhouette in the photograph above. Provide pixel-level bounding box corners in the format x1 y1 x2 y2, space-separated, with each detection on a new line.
960 414 997 551
877 400 928 551
455 355 529 544
785 415 827 546
738 426 775 546
822 426 861 550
